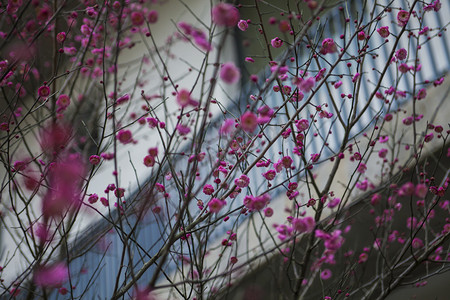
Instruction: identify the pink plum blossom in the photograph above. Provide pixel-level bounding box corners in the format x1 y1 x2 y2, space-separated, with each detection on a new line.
176 89 198 107
323 230 345 251
296 119 309 132
42 157 85 218
117 129 133 144
88 194 99 204
38 85 50 98
219 118 235 136
271 37 283 48
89 155 101 165
424 0 441 12
176 124 191 136
131 11 145 26
116 94 130 105
208 198 226 213
377 26 390 38
263 169 276 181
34 263 69 287
276 224 293 241
237 20 248 31
240 111 258 132
378 148 388 158
396 48 407 60
424 133 434 142
279 20 291 32
257 105 274 124
297 77 315 92
415 184 428 198
56 94 70 111
220 62 241 84
328 197 341 208
292 216 315 233
359 252 369 264
143 155 155 167
417 88 427 100
397 10 410 26
203 184 214 195
40 124 72 155
412 237 424 249
56 32 66 43
133 287 158 300
320 269 332 280
235 174 250 188
147 10 158 23
212 3 239 27
264 207 273 217
244 194 271 211
399 182 415 196
320 38 337 54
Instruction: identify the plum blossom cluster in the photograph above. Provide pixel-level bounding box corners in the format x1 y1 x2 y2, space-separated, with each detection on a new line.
275 216 316 241
211 3 239 27
243 193 271 212
220 62 241 85
177 22 212 52
144 147 158 167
